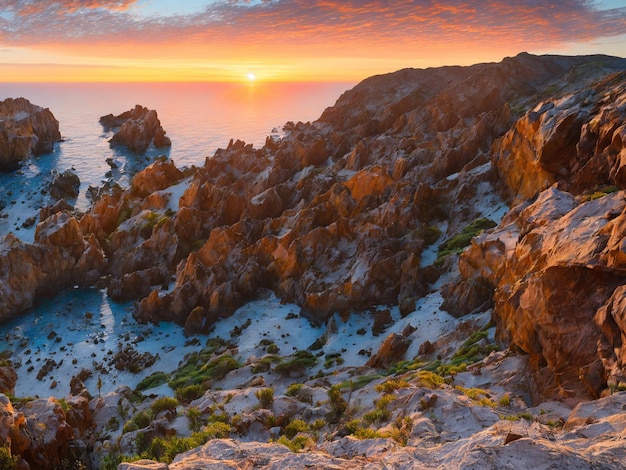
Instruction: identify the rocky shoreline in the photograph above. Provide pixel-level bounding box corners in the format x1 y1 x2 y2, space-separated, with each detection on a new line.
2 52 626 468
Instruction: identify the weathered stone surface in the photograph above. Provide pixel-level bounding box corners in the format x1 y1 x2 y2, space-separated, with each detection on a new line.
100 104 171 153
367 333 410 368
48 169 80 201
0 211 110 322
0 97 61 171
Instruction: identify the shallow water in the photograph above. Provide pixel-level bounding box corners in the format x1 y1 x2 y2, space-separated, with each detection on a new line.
0 81 353 397
0 81 352 233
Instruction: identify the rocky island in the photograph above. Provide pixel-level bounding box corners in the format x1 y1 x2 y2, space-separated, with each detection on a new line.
0 97 61 171
2 52 626 469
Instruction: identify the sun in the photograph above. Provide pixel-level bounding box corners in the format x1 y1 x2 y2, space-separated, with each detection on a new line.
247 72 257 81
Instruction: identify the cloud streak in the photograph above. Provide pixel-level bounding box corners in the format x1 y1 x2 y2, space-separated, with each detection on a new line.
0 0 625 81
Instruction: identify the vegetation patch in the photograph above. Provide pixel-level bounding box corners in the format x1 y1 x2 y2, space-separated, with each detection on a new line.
251 355 281 374
175 384 205 404
324 352 345 369
255 387 275 409
436 217 497 263
168 340 239 390
136 371 168 392
581 185 618 202
274 350 318 377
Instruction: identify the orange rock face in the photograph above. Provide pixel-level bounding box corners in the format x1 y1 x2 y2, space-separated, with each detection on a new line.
0 97 61 170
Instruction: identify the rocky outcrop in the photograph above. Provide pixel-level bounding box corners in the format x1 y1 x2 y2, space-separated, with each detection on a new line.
448 67 626 403
0 394 91 470
0 97 61 171
100 104 171 154
493 70 626 204
0 212 107 322
131 53 626 338
48 168 80 201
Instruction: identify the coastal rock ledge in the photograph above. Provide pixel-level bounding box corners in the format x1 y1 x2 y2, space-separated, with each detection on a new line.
0 97 61 171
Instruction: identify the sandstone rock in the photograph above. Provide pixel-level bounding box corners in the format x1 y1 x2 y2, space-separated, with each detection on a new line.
366 333 410 368
20 397 75 469
101 104 171 154
0 97 61 171
130 158 184 197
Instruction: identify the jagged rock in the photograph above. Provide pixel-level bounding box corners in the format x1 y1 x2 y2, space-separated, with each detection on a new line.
366 333 410 368
494 70 626 204
130 158 184 197
20 397 75 469
453 187 626 402
0 212 108 322
0 365 17 395
100 104 171 154
0 97 61 171
48 169 80 201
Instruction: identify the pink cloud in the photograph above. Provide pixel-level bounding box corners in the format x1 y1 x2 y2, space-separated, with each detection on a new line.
0 1 625 56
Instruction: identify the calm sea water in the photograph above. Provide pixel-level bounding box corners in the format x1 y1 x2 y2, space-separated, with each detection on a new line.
0 81 353 397
0 81 352 231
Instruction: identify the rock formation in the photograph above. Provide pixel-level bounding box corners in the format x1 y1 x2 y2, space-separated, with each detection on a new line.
449 67 626 402
3 53 626 468
100 104 172 154
0 212 107 322
0 97 61 171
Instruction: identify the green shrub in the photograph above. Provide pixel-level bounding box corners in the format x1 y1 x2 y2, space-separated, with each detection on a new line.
420 224 442 245
0 445 17 470
324 353 345 369
285 383 304 397
274 351 318 377
136 372 169 392
122 410 151 433
354 427 382 439
150 397 178 417
175 384 205 404
498 394 511 407
414 370 445 389
169 351 240 389
436 217 496 261
255 388 275 409
363 394 394 424
363 408 391 425
251 355 281 373
277 435 315 452
186 407 202 432
327 385 348 423
581 185 618 202
311 419 326 431
385 416 414 446
375 379 410 393
284 418 309 438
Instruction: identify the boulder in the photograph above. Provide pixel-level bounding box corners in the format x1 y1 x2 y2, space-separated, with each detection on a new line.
48 169 80 201
100 104 171 154
366 333 410 368
0 97 61 171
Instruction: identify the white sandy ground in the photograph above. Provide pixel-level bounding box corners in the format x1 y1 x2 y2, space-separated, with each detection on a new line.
1 280 487 400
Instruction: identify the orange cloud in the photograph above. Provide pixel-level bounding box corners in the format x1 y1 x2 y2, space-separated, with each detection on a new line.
0 0 625 82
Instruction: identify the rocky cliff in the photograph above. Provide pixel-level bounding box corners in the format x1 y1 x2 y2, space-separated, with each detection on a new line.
0 97 61 171
2 53 626 468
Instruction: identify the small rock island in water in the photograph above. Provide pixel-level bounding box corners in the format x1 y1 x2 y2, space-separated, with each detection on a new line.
2 53 626 469
0 97 61 171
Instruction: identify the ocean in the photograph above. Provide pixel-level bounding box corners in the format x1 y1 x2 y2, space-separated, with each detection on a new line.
0 80 353 398
0 81 352 238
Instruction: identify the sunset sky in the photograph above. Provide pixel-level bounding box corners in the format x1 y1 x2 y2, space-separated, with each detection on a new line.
0 0 625 83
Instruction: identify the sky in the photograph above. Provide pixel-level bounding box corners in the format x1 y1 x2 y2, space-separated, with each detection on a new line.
0 0 625 83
